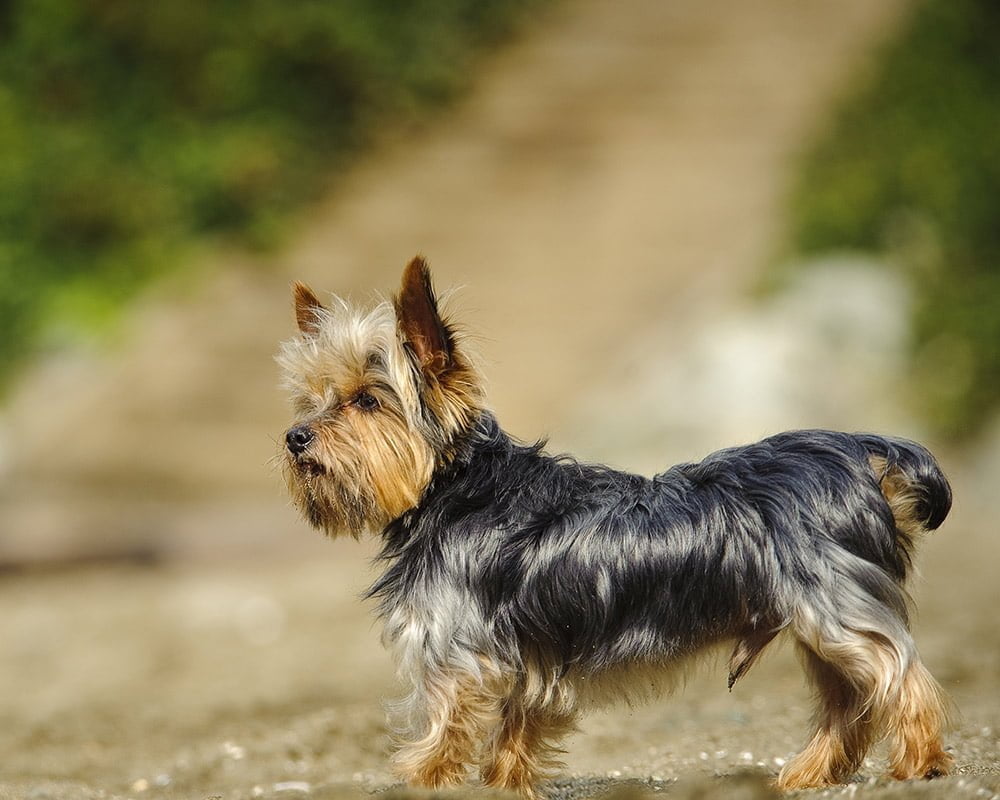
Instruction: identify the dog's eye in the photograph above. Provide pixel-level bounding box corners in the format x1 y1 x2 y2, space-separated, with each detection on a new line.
354 391 380 412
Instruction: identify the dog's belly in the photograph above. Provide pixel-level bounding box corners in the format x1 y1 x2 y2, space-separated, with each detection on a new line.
564 643 731 711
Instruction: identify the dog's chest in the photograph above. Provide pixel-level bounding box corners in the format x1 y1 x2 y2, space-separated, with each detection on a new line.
379 575 489 674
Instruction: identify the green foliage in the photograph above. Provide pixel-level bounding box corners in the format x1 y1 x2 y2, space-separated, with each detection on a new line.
788 0 1000 439
0 0 543 388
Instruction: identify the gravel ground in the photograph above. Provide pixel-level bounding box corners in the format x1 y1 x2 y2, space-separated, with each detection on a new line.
0 503 998 800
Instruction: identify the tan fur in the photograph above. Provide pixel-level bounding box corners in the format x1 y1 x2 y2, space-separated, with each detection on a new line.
277 302 437 532
277 265 484 535
393 646 707 797
777 646 877 790
481 707 576 800
886 661 955 780
392 658 576 799
870 455 926 541
779 609 953 791
795 620 908 715
392 667 504 789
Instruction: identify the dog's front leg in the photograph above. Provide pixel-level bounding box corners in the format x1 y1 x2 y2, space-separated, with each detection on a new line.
480 701 576 800
392 661 502 790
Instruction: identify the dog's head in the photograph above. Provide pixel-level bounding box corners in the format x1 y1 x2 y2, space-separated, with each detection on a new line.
277 256 482 536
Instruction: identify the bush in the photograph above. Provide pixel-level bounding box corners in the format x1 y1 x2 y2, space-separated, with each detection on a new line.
787 0 1000 440
0 0 544 389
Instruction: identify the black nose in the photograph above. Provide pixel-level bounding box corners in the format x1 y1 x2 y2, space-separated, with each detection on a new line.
285 425 315 456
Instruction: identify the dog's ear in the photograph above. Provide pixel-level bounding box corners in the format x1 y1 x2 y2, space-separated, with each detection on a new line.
395 255 452 376
293 281 326 337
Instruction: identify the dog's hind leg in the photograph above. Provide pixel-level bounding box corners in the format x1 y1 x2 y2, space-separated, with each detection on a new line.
885 658 954 780
776 640 879 790
778 581 910 791
778 586 952 790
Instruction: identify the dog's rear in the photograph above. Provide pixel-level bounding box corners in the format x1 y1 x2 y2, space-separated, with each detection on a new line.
861 433 952 544
775 432 953 790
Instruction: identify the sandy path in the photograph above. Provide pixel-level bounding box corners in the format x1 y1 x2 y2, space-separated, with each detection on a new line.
0 0 907 559
6 3 997 800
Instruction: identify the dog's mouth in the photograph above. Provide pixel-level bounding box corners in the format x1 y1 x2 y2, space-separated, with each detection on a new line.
293 456 328 477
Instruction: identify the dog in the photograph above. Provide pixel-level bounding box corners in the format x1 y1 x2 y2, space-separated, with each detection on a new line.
277 256 954 796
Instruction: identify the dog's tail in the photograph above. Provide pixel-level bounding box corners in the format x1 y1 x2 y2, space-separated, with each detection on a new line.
858 434 952 538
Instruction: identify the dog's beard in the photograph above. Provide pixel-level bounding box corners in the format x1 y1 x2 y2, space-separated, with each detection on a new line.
283 456 380 536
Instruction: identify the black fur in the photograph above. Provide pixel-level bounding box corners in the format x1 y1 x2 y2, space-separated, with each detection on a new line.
369 413 950 678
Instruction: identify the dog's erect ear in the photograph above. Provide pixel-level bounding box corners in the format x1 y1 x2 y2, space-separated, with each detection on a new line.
395 255 451 376
293 281 326 336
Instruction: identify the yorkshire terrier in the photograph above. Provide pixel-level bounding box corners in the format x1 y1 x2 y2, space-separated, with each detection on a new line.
277 257 954 797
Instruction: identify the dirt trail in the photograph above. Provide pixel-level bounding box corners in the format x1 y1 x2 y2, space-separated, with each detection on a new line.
5 2 999 800
0 0 907 559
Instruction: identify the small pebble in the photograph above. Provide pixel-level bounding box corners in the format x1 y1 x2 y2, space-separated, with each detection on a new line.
131 779 149 792
222 741 246 760
274 781 311 793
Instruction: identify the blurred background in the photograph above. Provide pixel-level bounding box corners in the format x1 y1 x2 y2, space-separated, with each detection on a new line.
1 1 998 799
